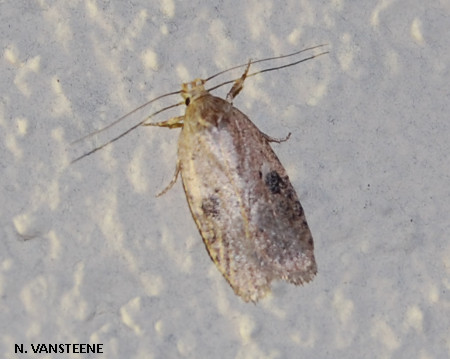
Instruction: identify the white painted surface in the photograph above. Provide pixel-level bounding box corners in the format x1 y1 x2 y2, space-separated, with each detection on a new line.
1 1 449 358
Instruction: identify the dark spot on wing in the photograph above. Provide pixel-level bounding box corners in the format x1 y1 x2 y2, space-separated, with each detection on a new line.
265 170 286 194
201 196 220 218
293 200 304 217
286 188 295 200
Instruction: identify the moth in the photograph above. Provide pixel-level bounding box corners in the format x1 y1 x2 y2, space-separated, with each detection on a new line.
73 45 328 302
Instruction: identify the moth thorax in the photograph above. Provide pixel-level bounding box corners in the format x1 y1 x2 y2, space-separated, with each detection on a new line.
181 78 207 102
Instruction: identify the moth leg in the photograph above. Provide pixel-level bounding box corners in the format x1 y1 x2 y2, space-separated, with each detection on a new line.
146 116 183 196
261 131 291 143
226 60 252 103
143 116 184 129
156 160 181 197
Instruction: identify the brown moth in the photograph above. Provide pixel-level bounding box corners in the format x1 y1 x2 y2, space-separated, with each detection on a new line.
73 46 327 302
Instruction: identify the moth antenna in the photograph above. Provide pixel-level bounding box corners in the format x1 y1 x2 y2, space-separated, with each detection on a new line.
204 44 328 84
71 45 328 163
71 100 183 164
71 89 181 146
207 48 329 94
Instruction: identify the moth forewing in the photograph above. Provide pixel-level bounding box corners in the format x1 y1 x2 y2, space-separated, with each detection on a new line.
175 63 316 302
73 46 326 302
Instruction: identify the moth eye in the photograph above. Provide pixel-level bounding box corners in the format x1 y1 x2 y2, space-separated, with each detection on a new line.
185 97 191 106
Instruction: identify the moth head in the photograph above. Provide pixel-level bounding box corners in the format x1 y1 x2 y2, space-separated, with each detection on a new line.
181 78 207 106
